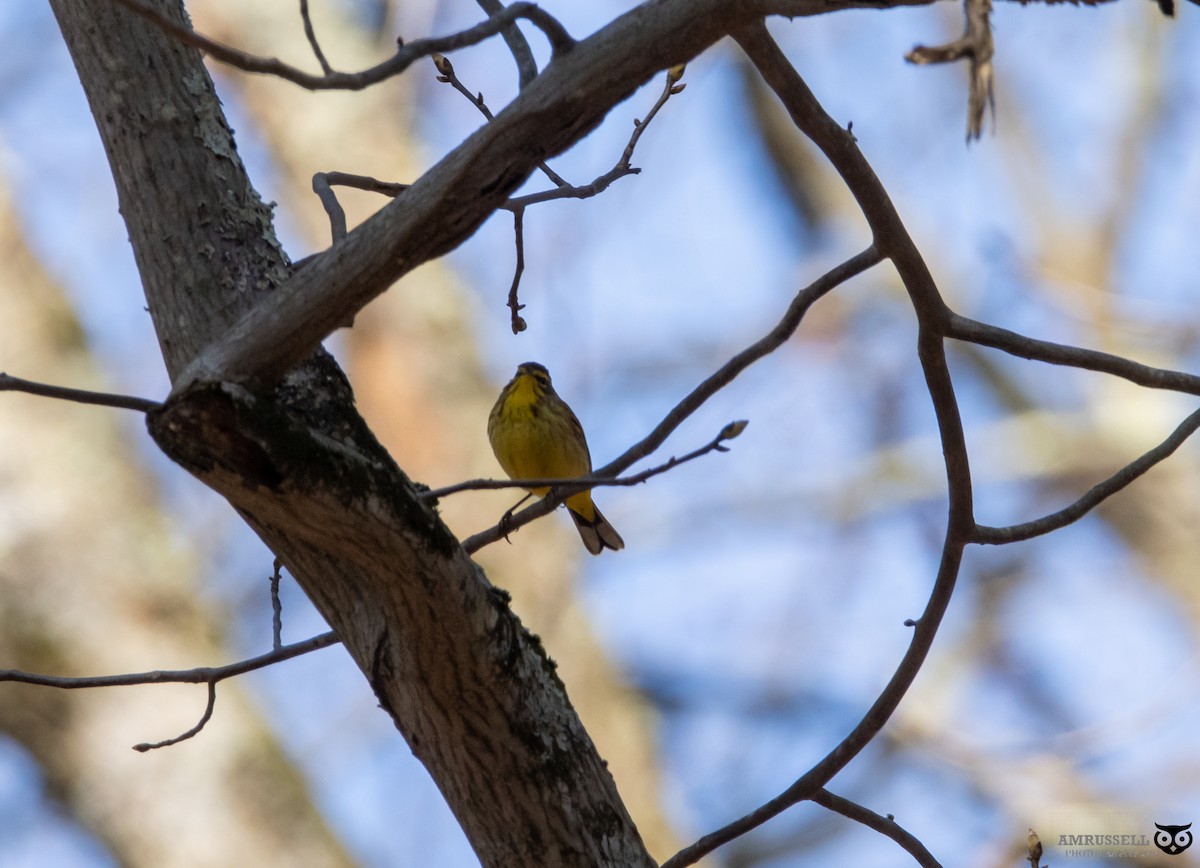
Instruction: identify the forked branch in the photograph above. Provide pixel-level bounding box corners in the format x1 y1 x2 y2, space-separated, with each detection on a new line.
0 632 340 750
108 0 573 91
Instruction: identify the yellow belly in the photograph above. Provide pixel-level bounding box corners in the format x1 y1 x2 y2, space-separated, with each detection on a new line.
490 406 596 520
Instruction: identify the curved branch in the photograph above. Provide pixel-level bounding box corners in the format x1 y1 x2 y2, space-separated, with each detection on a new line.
948 312 1200 395
476 0 539 88
974 405 1200 544
437 420 746 503
461 248 881 554
0 631 339 689
109 0 573 91
507 208 528 333
812 789 942 868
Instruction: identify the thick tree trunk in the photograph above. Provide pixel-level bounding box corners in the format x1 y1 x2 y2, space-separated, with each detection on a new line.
190 0 683 856
49 1 653 864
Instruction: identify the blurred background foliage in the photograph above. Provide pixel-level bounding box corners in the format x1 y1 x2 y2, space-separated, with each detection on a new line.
1 1 1198 866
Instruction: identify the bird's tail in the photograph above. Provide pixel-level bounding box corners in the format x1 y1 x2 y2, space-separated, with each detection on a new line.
569 504 625 555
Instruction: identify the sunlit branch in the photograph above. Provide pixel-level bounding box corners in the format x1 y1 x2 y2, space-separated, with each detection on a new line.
812 789 943 868
463 246 881 554
948 312 1200 395
108 0 573 91
974 405 1200 544
0 372 160 413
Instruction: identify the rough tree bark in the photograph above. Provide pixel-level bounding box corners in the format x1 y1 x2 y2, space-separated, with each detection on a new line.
47 0 887 862
49 0 661 864
186 0 682 854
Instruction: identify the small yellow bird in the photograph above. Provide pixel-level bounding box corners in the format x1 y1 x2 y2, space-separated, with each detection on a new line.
488 362 624 555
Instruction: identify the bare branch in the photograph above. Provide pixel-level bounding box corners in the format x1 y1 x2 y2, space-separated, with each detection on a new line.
476 0 539 88
662 22 977 868
311 172 349 243
507 65 687 209
298 0 333 75
0 372 160 413
508 208 528 333
432 53 569 187
812 789 942 868
974 405 1200 544
462 247 881 554
134 681 218 752
307 66 687 318
596 253 878 479
906 0 995 140
0 632 339 690
270 559 285 651
1 630 339 749
436 419 747 505
948 312 1200 396
108 0 573 91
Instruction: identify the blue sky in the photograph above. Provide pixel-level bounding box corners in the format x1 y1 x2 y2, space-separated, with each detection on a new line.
2 2 1199 867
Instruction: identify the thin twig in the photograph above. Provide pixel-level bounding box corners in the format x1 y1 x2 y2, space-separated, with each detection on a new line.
430 420 747 502
315 67 688 261
432 54 569 187
974 405 1200 544
311 173 349 243
507 64 686 209
270 558 285 651
461 248 880 555
812 789 942 868
108 0 573 91
299 0 334 75
0 372 160 413
664 23 974 868
507 208 528 333
134 682 218 752
1 632 340 750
